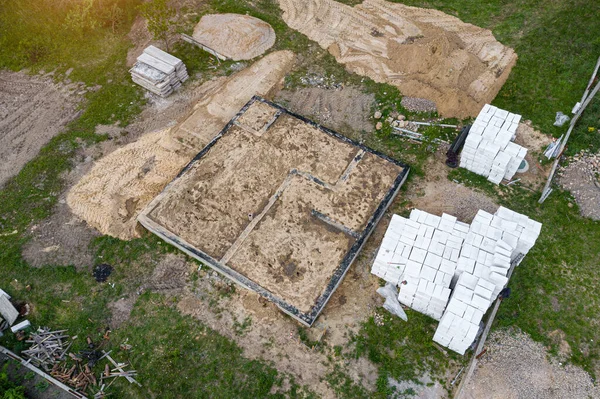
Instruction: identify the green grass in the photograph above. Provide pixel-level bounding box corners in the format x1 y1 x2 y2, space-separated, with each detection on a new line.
350 310 462 398
0 0 142 84
106 293 314 399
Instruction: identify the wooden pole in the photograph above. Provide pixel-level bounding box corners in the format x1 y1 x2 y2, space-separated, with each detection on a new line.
539 80 600 203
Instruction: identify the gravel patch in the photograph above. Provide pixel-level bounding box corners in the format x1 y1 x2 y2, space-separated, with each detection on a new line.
463 329 600 399
557 150 600 220
401 96 437 113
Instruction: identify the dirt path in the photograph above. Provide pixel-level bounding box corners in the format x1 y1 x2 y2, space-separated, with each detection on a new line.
278 0 517 118
178 272 380 399
0 71 82 186
67 51 295 240
464 329 600 399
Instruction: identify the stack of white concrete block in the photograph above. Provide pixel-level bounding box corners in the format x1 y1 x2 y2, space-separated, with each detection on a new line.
433 273 496 354
456 207 542 297
130 45 188 97
372 210 470 320
371 206 542 354
460 104 528 184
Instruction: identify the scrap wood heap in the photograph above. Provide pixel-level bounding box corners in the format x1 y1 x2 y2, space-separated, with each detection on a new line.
130 45 188 97
19 327 140 396
51 362 97 392
371 207 542 354
21 327 71 370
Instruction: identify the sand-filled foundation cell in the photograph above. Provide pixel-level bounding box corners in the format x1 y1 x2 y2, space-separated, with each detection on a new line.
139 97 409 325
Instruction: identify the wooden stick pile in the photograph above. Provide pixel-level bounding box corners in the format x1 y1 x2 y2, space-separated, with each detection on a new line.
130 45 189 97
22 327 71 370
51 362 97 393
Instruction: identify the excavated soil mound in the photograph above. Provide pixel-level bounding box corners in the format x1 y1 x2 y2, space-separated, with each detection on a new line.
278 0 517 118
192 14 276 61
0 71 81 186
67 51 295 240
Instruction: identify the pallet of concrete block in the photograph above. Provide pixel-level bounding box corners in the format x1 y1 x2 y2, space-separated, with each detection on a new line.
130 45 189 97
371 211 470 320
460 104 527 184
433 273 495 355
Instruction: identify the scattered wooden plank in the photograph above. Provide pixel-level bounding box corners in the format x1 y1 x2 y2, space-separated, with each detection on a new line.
102 351 141 387
0 345 89 399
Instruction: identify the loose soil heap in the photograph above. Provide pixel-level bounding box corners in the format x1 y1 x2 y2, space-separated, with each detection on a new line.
275 86 375 133
193 14 276 60
67 51 295 240
278 0 517 118
0 71 81 186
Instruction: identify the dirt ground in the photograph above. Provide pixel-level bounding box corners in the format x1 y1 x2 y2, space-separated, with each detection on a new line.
513 121 552 190
177 260 381 399
464 329 600 399
275 86 375 133
0 70 82 187
193 14 276 60
67 51 295 240
557 151 600 220
144 100 403 313
278 0 517 118
21 196 99 269
407 148 500 223
126 15 154 67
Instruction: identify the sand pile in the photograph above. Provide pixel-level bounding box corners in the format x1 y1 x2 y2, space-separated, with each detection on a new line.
192 14 276 60
278 0 517 118
67 50 295 240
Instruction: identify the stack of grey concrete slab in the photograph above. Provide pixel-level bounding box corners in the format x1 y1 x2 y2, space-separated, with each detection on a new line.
0 289 18 334
460 104 527 184
371 206 542 354
130 45 188 97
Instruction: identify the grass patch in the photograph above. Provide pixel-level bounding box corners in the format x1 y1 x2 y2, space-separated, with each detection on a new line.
0 0 142 84
108 293 314 398
351 310 461 397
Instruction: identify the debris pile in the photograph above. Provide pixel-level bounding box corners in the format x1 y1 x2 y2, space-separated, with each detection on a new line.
51 362 97 393
130 46 188 97
93 263 113 283
22 328 71 370
460 104 527 184
371 206 542 354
